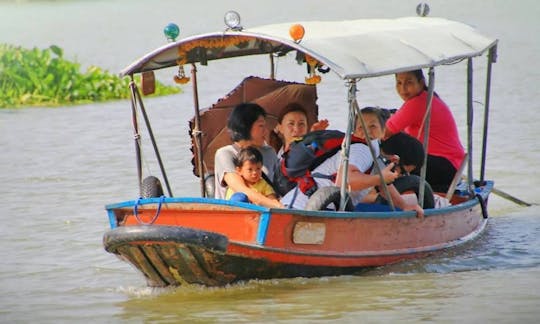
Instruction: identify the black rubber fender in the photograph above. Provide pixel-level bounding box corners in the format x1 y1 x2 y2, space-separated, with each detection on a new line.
141 176 164 198
476 193 489 219
103 225 228 253
204 173 215 198
392 175 435 209
305 186 355 211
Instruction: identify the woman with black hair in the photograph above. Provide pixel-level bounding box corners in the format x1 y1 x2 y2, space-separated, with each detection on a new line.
273 102 329 159
214 103 283 208
380 132 425 176
380 132 436 209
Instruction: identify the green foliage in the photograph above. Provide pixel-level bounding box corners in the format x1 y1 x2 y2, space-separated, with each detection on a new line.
0 44 180 108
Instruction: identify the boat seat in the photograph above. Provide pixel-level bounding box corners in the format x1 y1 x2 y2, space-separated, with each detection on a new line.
190 76 318 178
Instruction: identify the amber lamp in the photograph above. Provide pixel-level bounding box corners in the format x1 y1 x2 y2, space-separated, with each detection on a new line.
289 24 305 43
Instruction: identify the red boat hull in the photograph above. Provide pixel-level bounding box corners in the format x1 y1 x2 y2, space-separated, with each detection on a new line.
103 182 490 287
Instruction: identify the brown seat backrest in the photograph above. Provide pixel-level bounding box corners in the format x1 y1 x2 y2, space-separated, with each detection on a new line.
189 76 318 177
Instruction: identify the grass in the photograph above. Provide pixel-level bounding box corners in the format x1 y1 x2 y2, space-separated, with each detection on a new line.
0 44 180 108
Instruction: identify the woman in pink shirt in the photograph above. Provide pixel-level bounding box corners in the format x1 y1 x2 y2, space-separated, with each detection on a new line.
385 70 465 193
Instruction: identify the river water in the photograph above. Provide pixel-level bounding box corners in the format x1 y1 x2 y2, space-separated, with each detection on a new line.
1 0 539 322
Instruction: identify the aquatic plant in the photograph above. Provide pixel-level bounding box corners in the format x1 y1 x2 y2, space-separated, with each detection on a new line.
0 44 180 108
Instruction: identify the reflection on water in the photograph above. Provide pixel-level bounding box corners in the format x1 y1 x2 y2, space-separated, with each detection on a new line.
116 267 540 323
372 209 540 275
1 0 540 322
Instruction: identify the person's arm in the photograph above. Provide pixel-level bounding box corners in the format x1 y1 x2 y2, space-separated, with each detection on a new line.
384 94 425 139
336 163 399 191
267 193 279 201
383 184 424 218
337 164 423 217
223 172 283 208
214 146 237 199
258 177 279 202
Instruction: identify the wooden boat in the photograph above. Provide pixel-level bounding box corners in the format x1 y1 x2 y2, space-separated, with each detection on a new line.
103 8 498 287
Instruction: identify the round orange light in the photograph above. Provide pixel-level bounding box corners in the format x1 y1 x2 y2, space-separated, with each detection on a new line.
289 24 305 42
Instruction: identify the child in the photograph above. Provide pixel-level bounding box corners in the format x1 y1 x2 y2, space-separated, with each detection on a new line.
225 146 278 204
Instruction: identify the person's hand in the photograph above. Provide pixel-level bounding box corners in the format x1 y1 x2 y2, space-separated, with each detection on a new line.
273 124 281 136
310 119 329 131
401 194 424 219
388 154 400 165
272 199 285 208
381 163 399 184
404 203 424 219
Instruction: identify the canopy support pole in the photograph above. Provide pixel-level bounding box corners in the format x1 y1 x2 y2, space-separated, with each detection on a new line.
190 63 206 197
129 77 143 197
466 58 474 194
339 81 354 210
480 45 496 181
419 67 435 208
269 54 275 80
133 83 173 197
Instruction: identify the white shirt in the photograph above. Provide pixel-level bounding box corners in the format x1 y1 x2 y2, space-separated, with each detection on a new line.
280 140 379 209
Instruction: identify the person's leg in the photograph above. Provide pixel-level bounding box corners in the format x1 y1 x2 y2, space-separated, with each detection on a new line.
229 192 249 203
424 155 456 193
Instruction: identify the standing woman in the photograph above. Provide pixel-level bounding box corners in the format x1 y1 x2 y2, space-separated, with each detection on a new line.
385 70 465 192
214 103 283 208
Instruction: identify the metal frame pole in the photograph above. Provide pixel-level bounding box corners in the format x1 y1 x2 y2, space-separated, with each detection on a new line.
419 67 435 207
269 53 275 80
190 63 206 197
339 81 355 210
129 77 143 197
134 85 173 197
480 46 496 181
466 58 474 193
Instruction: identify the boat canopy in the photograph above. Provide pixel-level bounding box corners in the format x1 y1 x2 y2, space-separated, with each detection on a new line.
120 16 498 79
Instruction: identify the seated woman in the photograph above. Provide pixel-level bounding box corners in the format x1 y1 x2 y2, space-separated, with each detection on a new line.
280 107 423 217
273 102 329 159
385 69 466 192
214 103 283 208
272 102 329 196
226 146 279 205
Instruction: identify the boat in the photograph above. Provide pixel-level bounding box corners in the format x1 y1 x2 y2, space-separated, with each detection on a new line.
103 6 498 287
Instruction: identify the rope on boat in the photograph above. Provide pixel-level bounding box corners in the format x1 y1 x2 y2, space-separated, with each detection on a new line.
133 196 165 225
476 193 489 219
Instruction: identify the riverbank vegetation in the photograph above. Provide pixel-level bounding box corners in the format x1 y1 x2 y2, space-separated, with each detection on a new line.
0 44 180 108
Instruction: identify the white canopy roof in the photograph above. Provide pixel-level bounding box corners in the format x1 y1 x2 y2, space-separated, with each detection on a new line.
120 16 498 79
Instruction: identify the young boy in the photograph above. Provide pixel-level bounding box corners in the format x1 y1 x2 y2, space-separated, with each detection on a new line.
225 146 278 204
